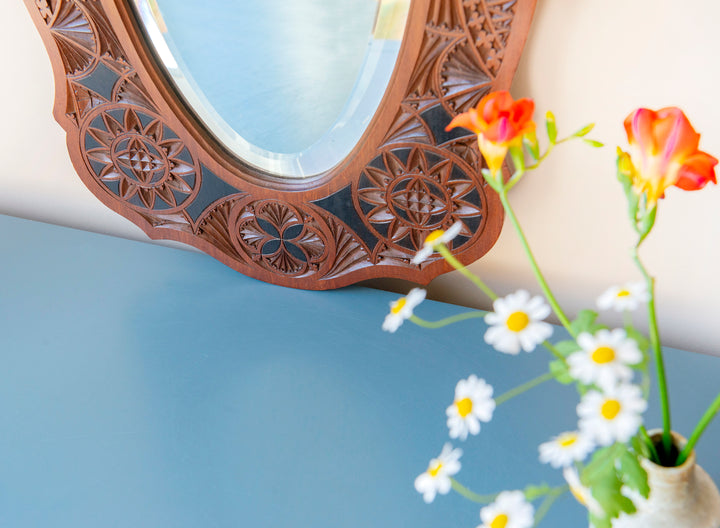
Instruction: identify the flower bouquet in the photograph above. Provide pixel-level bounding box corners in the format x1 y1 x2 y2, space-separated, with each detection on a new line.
382 91 720 527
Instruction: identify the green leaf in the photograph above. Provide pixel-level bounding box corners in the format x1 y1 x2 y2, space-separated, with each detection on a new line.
581 445 616 485
570 310 604 335
589 461 635 520
554 339 581 356
619 450 650 499
550 359 574 384
590 513 612 528
632 433 651 460
572 123 595 137
583 138 604 148
546 111 557 144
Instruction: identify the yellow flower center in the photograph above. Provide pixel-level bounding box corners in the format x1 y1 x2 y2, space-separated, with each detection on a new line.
558 433 578 448
424 230 444 246
428 461 443 477
601 399 622 420
455 397 473 417
391 298 407 315
617 290 631 297
591 346 616 364
490 513 509 528
506 311 530 332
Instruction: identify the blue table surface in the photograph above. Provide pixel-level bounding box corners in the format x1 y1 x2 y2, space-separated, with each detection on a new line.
0 214 718 528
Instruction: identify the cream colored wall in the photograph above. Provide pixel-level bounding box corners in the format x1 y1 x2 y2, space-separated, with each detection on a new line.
3 1 719 354
1 1 186 247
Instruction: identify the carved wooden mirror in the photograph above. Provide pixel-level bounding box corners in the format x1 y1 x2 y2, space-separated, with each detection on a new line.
26 0 536 289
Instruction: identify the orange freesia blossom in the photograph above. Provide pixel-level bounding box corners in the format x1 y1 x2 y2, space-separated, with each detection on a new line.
622 107 717 205
445 91 535 175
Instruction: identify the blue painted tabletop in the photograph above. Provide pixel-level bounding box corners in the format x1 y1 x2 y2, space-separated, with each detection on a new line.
0 214 717 527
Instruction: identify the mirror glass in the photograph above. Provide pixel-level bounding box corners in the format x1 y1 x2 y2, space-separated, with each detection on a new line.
133 0 411 178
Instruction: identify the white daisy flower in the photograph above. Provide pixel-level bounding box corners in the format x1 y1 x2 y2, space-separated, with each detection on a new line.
411 222 463 264
483 290 553 355
538 430 595 468
382 288 426 333
446 375 496 441
563 466 605 517
597 282 649 312
577 384 647 446
567 329 643 390
414 443 462 503
478 490 534 528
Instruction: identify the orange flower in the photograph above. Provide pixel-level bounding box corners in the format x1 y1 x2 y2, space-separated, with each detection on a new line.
623 107 717 205
445 91 535 174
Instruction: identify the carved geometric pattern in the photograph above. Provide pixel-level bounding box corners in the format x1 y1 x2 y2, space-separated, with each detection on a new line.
229 200 327 277
25 0 535 289
82 106 200 213
39 0 97 76
357 145 484 254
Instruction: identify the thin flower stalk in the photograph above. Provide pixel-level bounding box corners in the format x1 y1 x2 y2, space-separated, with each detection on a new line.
450 478 567 509
409 312 486 329
498 188 574 335
532 486 568 527
437 244 498 301
395 94 719 526
632 244 673 458
677 391 720 465
450 479 499 504
495 372 555 406
542 340 566 363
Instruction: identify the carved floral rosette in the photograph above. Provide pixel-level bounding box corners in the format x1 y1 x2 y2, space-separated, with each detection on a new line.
26 0 536 289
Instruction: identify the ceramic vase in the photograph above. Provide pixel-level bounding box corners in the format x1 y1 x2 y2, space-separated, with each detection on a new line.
611 431 720 528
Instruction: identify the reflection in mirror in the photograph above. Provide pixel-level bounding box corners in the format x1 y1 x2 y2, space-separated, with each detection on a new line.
133 0 411 178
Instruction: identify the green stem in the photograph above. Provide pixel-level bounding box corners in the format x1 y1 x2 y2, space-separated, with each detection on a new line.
640 364 651 401
439 241 565 364
450 479 498 504
495 372 555 406
498 190 574 335
632 246 673 459
542 341 566 362
409 312 486 329
677 390 720 465
533 487 568 527
623 312 633 332
504 166 526 193
437 245 498 301
525 144 556 171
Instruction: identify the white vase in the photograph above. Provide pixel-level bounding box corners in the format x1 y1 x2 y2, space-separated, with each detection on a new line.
610 431 720 528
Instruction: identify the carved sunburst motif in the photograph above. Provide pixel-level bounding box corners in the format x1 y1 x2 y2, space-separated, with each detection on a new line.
357 146 485 254
26 0 533 288
83 106 200 212
38 0 97 76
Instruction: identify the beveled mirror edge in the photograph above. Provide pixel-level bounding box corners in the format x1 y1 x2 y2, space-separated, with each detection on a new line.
25 0 536 290
131 0 412 179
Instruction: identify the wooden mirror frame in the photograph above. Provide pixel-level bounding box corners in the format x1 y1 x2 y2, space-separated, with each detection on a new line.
26 0 536 289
